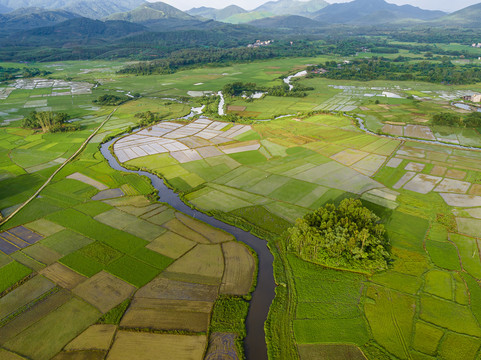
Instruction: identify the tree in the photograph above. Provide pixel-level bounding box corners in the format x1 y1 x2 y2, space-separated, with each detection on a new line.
464 112 481 128
432 112 463 127
93 94 129 106
287 198 390 272
22 111 72 133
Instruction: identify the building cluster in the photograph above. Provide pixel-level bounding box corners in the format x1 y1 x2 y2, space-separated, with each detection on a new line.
472 43 481 48
463 94 481 102
247 40 273 48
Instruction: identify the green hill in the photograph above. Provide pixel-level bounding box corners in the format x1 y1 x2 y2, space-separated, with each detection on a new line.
432 3 481 27
254 0 328 17
107 2 194 23
247 14 322 28
7 17 146 45
313 0 445 24
187 5 247 21
0 7 79 32
223 11 274 24
0 0 144 19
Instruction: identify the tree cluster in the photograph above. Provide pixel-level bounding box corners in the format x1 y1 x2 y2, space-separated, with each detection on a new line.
288 198 390 272
432 111 481 128
93 94 129 106
135 111 163 127
222 82 258 97
21 111 75 133
0 67 51 82
318 58 481 85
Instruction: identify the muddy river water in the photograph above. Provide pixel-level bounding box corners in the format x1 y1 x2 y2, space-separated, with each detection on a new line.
101 136 276 360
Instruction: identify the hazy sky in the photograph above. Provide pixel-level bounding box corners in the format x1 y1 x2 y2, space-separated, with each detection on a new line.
148 0 480 12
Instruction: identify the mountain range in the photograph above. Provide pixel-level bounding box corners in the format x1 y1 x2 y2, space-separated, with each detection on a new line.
0 7 79 31
0 0 144 19
312 0 445 24
186 0 328 23
0 0 479 44
432 2 481 27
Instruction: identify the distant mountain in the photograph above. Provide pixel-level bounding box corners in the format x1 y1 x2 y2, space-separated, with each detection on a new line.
433 2 481 27
0 7 79 32
0 0 144 19
247 14 322 28
313 0 445 24
105 2 216 31
107 2 194 22
201 0 328 24
223 11 274 24
187 5 247 21
255 0 328 17
6 17 146 45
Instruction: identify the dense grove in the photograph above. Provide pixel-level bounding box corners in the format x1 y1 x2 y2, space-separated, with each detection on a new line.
21 111 76 133
222 81 311 99
288 199 390 272
433 111 481 128
0 67 51 82
319 58 481 84
118 42 324 75
93 94 130 106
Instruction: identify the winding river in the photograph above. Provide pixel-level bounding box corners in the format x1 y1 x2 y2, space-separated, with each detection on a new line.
101 137 276 360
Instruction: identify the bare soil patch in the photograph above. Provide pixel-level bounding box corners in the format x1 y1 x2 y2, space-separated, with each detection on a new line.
446 169 467 180
220 242 255 296
40 263 87 289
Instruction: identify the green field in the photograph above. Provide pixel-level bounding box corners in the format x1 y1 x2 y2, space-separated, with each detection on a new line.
1 55 481 360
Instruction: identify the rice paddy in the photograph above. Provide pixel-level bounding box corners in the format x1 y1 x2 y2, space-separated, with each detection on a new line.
0 69 258 358
2 56 481 360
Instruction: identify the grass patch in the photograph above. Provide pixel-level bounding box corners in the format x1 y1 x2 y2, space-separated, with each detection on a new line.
293 317 368 344
79 242 123 266
106 255 160 288
46 209 148 254
210 295 249 337
419 294 481 337
0 261 32 293
412 321 444 356
59 252 103 277
228 150 267 165
74 201 113 217
385 210 429 253
41 229 94 255
3 298 100 360
229 205 292 235
364 285 416 359
425 239 461 271
132 247 173 270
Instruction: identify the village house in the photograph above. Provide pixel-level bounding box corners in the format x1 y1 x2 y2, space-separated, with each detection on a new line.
463 94 481 102
247 40 273 48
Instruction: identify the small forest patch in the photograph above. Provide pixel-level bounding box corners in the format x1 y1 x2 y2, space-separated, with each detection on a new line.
287 198 390 272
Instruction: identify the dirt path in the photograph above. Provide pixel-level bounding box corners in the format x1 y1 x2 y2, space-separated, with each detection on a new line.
0 108 118 227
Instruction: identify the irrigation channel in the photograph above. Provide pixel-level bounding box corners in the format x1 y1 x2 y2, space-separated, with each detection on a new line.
101 136 276 360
